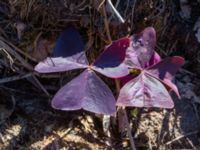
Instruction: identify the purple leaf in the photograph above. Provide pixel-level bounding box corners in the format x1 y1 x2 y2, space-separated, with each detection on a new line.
125 27 156 69
34 27 89 73
53 26 85 58
34 54 88 73
119 74 134 87
117 72 174 108
161 78 180 98
92 37 130 78
146 56 184 96
51 69 116 115
145 51 161 68
147 56 184 81
119 52 161 86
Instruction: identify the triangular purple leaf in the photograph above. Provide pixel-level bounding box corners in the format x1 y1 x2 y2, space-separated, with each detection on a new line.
117 72 174 108
92 37 130 78
53 26 85 58
34 56 88 73
125 27 156 69
146 56 184 96
52 69 116 115
35 27 89 73
147 56 184 81
161 78 180 98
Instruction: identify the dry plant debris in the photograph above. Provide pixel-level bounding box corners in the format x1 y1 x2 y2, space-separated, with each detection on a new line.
0 0 199 149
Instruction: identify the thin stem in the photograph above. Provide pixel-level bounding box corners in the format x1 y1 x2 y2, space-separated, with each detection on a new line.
115 80 137 150
102 3 136 149
122 108 137 150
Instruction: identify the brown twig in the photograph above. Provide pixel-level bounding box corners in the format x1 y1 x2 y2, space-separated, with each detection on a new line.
98 0 106 11
102 3 112 43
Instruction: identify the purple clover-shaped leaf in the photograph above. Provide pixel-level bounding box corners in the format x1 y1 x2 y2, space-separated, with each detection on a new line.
117 72 174 108
147 56 184 81
34 27 130 115
120 51 161 86
117 27 185 108
117 56 184 108
52 69 116 115
147 56 184 97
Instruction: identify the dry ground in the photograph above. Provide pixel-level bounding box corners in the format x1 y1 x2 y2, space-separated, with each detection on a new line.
0 0 200 149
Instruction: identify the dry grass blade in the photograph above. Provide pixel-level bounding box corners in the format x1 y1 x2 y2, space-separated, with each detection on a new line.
32 75 50 97
0 1 199 149
0 39 33 71
165 130 199 145
107 0 125 23
0 36 37 62
0 73 32 84
0 48 15 71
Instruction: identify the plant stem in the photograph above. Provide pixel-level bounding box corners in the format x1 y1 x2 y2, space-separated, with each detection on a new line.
115 80 137 150
102 3 136 149
123 108 137 150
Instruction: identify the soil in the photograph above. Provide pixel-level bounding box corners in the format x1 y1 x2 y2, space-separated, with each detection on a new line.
0 0 200 149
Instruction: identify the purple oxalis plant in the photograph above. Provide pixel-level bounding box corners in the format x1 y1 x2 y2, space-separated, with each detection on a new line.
34 26 184 116
34 27 130 115
117 27 185 108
